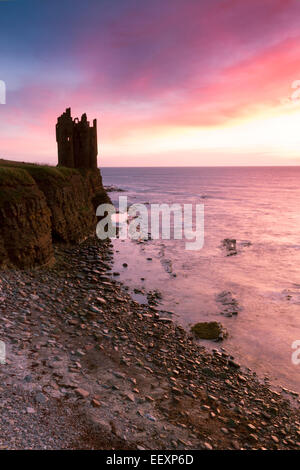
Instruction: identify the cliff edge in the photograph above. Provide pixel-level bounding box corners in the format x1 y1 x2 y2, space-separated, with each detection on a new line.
0 160 110 268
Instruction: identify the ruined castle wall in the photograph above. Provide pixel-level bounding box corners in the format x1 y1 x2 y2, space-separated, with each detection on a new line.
56 108 98 169
0 109 106 268
56 108 75 168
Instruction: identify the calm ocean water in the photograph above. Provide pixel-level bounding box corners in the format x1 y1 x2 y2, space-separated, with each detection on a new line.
101 167 300 394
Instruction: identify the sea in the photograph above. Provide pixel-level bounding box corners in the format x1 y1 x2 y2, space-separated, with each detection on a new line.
101 166 300 395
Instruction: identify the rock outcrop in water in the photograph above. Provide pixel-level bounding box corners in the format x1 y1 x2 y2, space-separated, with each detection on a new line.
216 291 241 316
0 109 110 268
191 321 228 341
222 238 237 256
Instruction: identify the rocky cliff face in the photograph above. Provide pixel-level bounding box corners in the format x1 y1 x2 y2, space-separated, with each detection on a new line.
0 161 110 268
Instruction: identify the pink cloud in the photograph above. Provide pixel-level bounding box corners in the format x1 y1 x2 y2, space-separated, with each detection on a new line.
2 0 300 164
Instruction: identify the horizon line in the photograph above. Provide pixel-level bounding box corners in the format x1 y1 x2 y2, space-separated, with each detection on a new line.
100 164 300 168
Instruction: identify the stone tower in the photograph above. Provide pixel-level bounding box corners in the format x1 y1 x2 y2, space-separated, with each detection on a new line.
56 108 98 169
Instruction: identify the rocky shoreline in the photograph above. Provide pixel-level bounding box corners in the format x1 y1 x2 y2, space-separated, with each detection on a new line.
0 236 299 450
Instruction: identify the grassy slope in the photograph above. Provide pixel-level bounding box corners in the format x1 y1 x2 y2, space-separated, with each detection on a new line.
0 160 83 207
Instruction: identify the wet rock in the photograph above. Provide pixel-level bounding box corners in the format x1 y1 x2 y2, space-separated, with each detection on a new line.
26 407 36 414
191 322 228 341
75 388 90 398
228 359 241 369
145 414 156 422
240 240 252 248
160 258 173 275
147 290 162 306
104 186 126 193
222 238 237 256
91 399 101 407
204 442 213 450
35 393 47 404
216 291 241 316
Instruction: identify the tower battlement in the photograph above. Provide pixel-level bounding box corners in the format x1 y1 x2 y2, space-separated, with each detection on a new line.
56 108 98 169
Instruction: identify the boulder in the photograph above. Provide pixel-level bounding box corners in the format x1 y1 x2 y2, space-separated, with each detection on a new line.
191 321 228 341
222 238 237 256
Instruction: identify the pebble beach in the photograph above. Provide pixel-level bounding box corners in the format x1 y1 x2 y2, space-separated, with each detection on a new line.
0 236 299 450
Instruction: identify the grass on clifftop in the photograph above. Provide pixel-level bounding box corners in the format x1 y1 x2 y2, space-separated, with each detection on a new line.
0 161 83 207
0 166 35 186
0 167 38 206
19 165 79 186
0 160 81 187
0 160 101 208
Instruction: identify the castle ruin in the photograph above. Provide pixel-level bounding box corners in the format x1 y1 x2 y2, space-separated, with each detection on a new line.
56 108 98 169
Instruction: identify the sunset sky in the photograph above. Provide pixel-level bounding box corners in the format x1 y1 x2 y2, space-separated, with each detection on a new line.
1 0 300 166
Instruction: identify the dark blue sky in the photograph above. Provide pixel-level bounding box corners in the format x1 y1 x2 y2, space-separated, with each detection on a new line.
1 0 300 165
